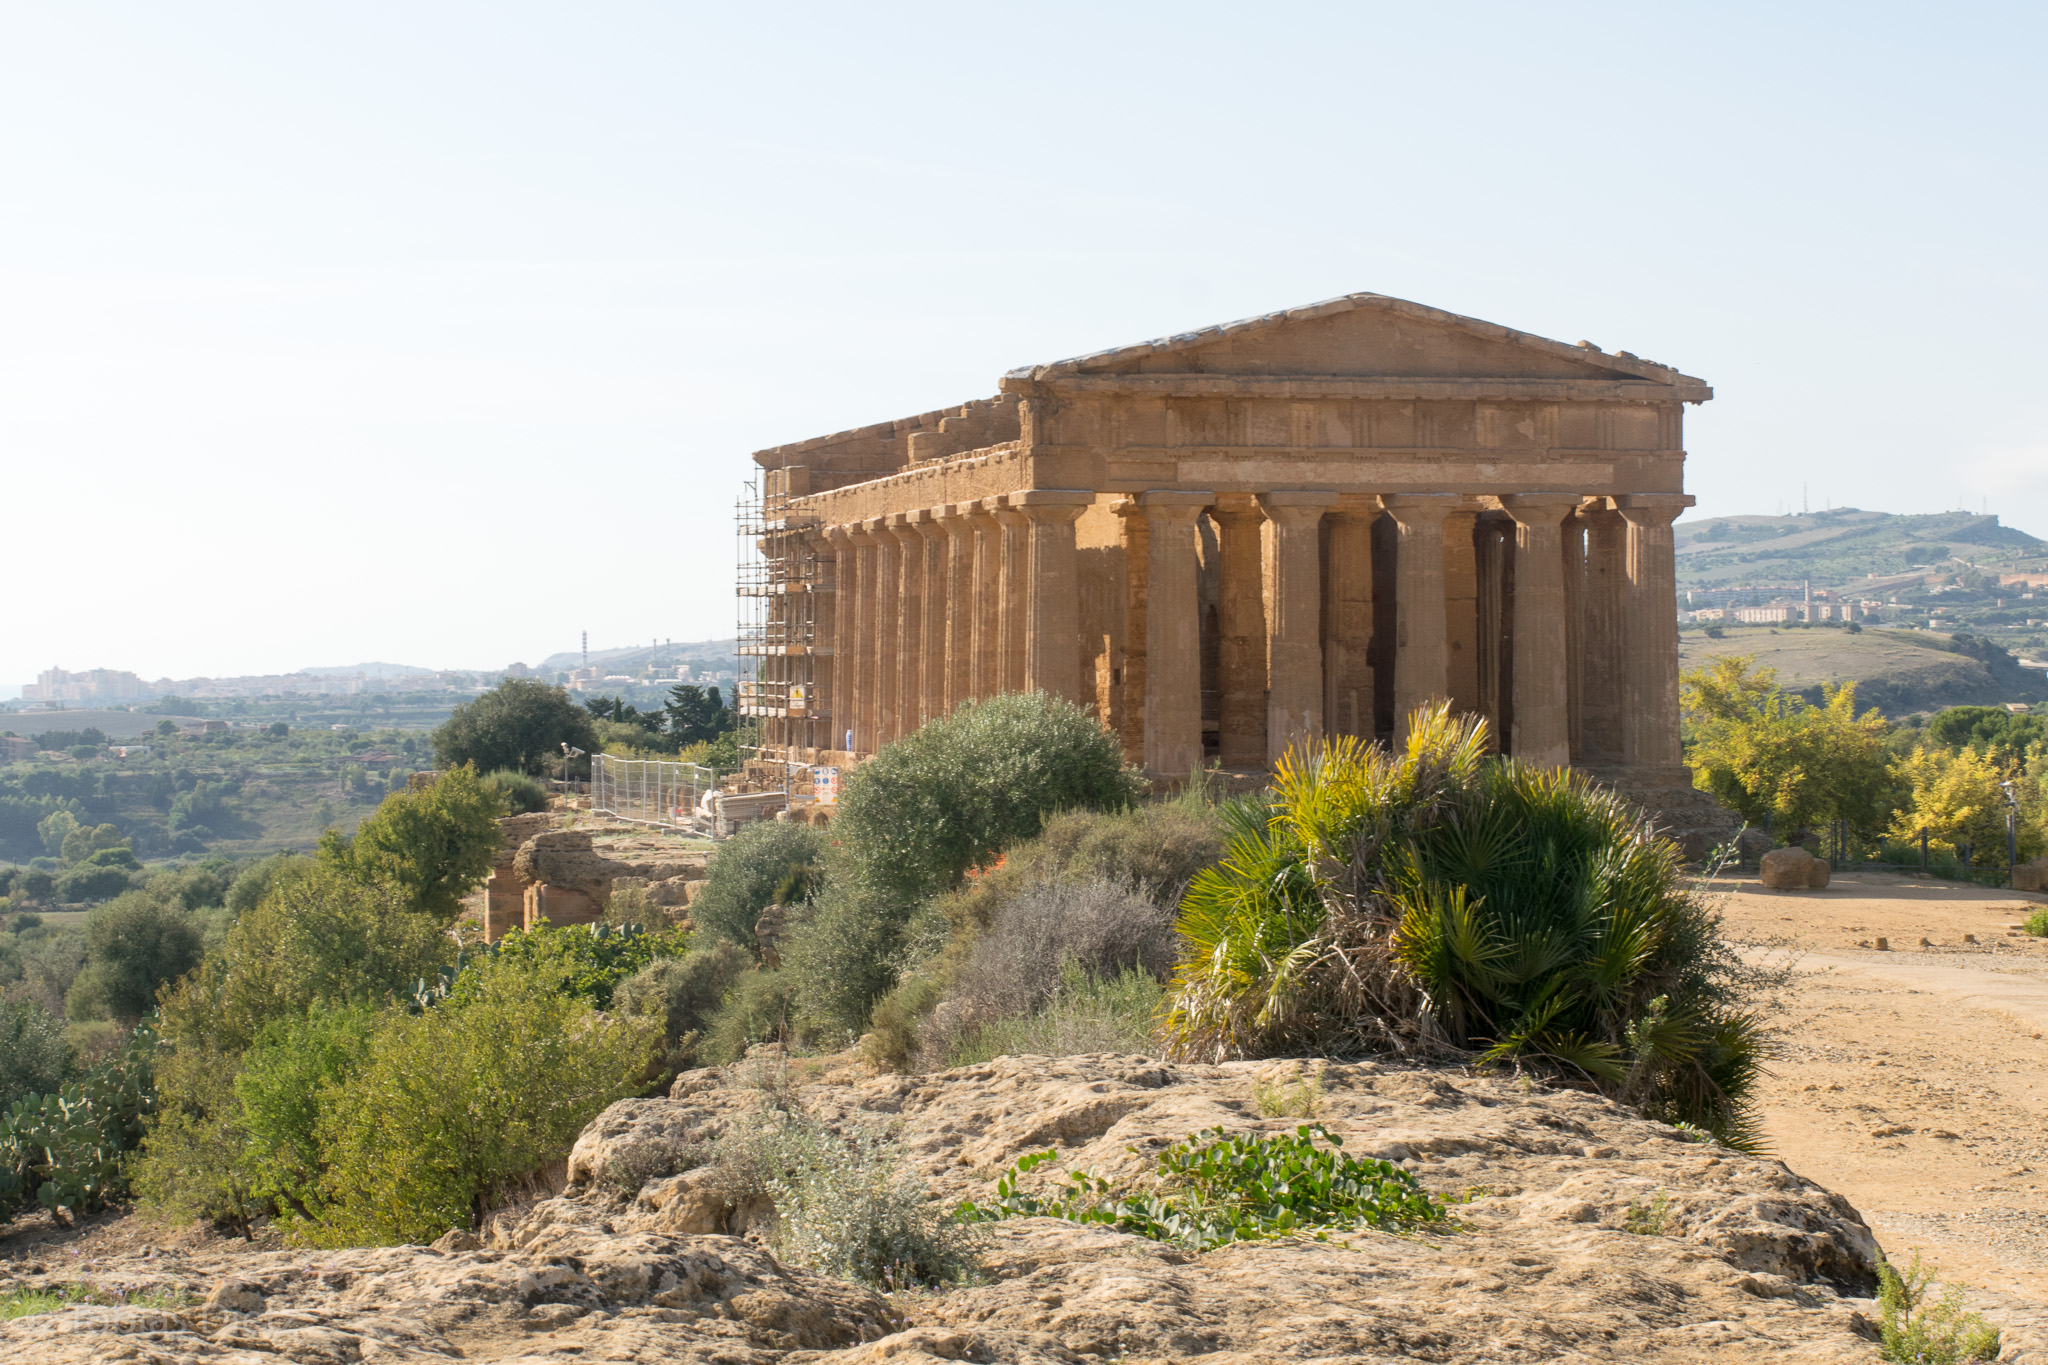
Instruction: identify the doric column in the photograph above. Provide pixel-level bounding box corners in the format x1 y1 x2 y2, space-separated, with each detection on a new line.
885 513 922 743
969 500 1002 699
1013 491 1094 704
1259 491 1338 763
1323 495 1378 742
865 516 900 749
1114 498 1149 764
1142 491 1212 779
1382 494 1457 743
1501 494 1579 768
1617 494 1695 773
1211 495 1268 768
942 506 975 711
805 527 837 755
848 521 880 754
1443 506 1481 721
1561 506 1586 763
994 503 1030 694
1578 501 1627 765
824 525 857 754
916 511 947 728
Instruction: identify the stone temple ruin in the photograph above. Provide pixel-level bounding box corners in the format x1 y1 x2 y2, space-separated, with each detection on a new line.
737 292 1731 844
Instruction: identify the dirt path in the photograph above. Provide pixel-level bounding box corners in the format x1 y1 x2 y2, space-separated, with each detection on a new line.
1719 869 2048 1301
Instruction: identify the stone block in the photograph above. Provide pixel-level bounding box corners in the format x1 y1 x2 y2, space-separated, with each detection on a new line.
1759 846 1830 890
2012 858 2048 893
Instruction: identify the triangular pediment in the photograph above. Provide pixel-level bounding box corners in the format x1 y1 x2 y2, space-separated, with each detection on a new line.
1007 293 1704 388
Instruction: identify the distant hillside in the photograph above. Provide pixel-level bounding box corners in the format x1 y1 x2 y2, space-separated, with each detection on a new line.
1673 508 2048 589
1680 624 2048 715
535 639 739 675
295 661 440 679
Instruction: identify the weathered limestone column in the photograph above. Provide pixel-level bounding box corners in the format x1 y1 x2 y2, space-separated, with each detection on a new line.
1014 491 1094 704
805 527 837 755
865 516 900 749
942 506 976 711
1260 491 1338 763
825 525 858 754
1211 495 1268 768
1617 494 1695 774
1382 494 1457 742
1114 499 1149 764
916 511 947 727
1443 506 1481 720
848 522 879 754
1501 494 1580 768
1561 507 1586 763
1323 494 1378 742
886 514 922 742
1578 501 1627 765
995 503 1030 694
1142 491 1212 779
969 501 1003 699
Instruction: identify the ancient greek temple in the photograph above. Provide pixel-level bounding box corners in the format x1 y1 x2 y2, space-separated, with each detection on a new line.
737 293 1706 796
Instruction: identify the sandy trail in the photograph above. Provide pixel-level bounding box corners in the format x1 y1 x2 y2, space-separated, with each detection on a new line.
1720 869 2048 1302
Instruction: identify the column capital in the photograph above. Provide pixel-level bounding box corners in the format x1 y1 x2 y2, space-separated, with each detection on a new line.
824 523 856 546
1014 500 1087 527
848 520 881 545
1382 493 1458 526
1500 492 1582 526
1259 491 1338 529
1615 493 1695 526
1210 491 1265 523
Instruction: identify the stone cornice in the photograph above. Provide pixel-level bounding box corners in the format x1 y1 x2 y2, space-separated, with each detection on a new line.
1001 374 1711 404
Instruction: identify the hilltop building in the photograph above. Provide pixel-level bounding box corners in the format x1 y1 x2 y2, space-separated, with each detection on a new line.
739 292 1711 798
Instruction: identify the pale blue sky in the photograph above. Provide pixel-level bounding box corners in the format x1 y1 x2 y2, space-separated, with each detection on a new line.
4 2 2043 687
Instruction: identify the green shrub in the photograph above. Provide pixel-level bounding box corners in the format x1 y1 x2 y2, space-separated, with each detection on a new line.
713 1109 979 1288
943 963 1164 1069
309 957 659 1245
1877 1251 1999 1362
779 882 929 1042
959 1123 1444 1250
613 941 750 1073
2024 909 2048 938
481 768 550 815
0 999 68 1112
693 820 826 952
64 890 204 1023
225 853 306 917
54 863 136 905
1163 705 1771 1146
700 969 800 1065
832 692 1144 904
469 921 691 1010
233 1005 377 1227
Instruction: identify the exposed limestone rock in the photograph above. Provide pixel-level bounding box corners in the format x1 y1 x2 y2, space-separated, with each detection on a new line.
2013 856 2048 893
1761 845 1832 890
14 1052 2015 1363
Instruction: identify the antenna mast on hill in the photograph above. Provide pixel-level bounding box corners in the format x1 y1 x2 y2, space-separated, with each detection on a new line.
582 632 588 668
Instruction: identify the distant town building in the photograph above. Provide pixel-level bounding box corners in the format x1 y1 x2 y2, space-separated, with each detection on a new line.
1733 605 1796 624
0 736 37 761
23 666 145 702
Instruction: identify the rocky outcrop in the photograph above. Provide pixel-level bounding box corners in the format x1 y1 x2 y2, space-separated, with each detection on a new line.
10 1051 2009 1363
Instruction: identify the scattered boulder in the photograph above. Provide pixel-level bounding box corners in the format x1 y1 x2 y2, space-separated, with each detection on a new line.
1760 845 1831 890
2013 857 2048 893
430 1228 482 1253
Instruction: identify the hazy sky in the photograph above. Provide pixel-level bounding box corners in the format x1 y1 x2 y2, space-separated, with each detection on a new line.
4 2 2043 691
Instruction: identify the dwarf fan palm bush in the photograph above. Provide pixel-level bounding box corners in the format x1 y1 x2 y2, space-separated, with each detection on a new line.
1162 704 1768 1146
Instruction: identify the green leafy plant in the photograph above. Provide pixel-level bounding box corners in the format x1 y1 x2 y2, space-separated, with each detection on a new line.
480 768 550 815
2023 909 2048 938
959 1123 1445 1251
1620 1190 1680 1236
0 1025 156 1223
1252 1072 1323 1119
713 1110 979 1288
1162 706 1771 1146
1876 1252 2000 1363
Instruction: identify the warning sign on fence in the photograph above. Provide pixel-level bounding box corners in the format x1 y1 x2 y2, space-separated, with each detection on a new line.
811 765 839 805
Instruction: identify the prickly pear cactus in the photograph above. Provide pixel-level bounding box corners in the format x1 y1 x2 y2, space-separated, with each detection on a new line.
0 1023 156 1223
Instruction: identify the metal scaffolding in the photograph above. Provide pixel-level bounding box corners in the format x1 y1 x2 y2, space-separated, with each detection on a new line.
736 468 831 789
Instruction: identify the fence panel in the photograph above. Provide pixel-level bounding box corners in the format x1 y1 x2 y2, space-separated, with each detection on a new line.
590 754 716 833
